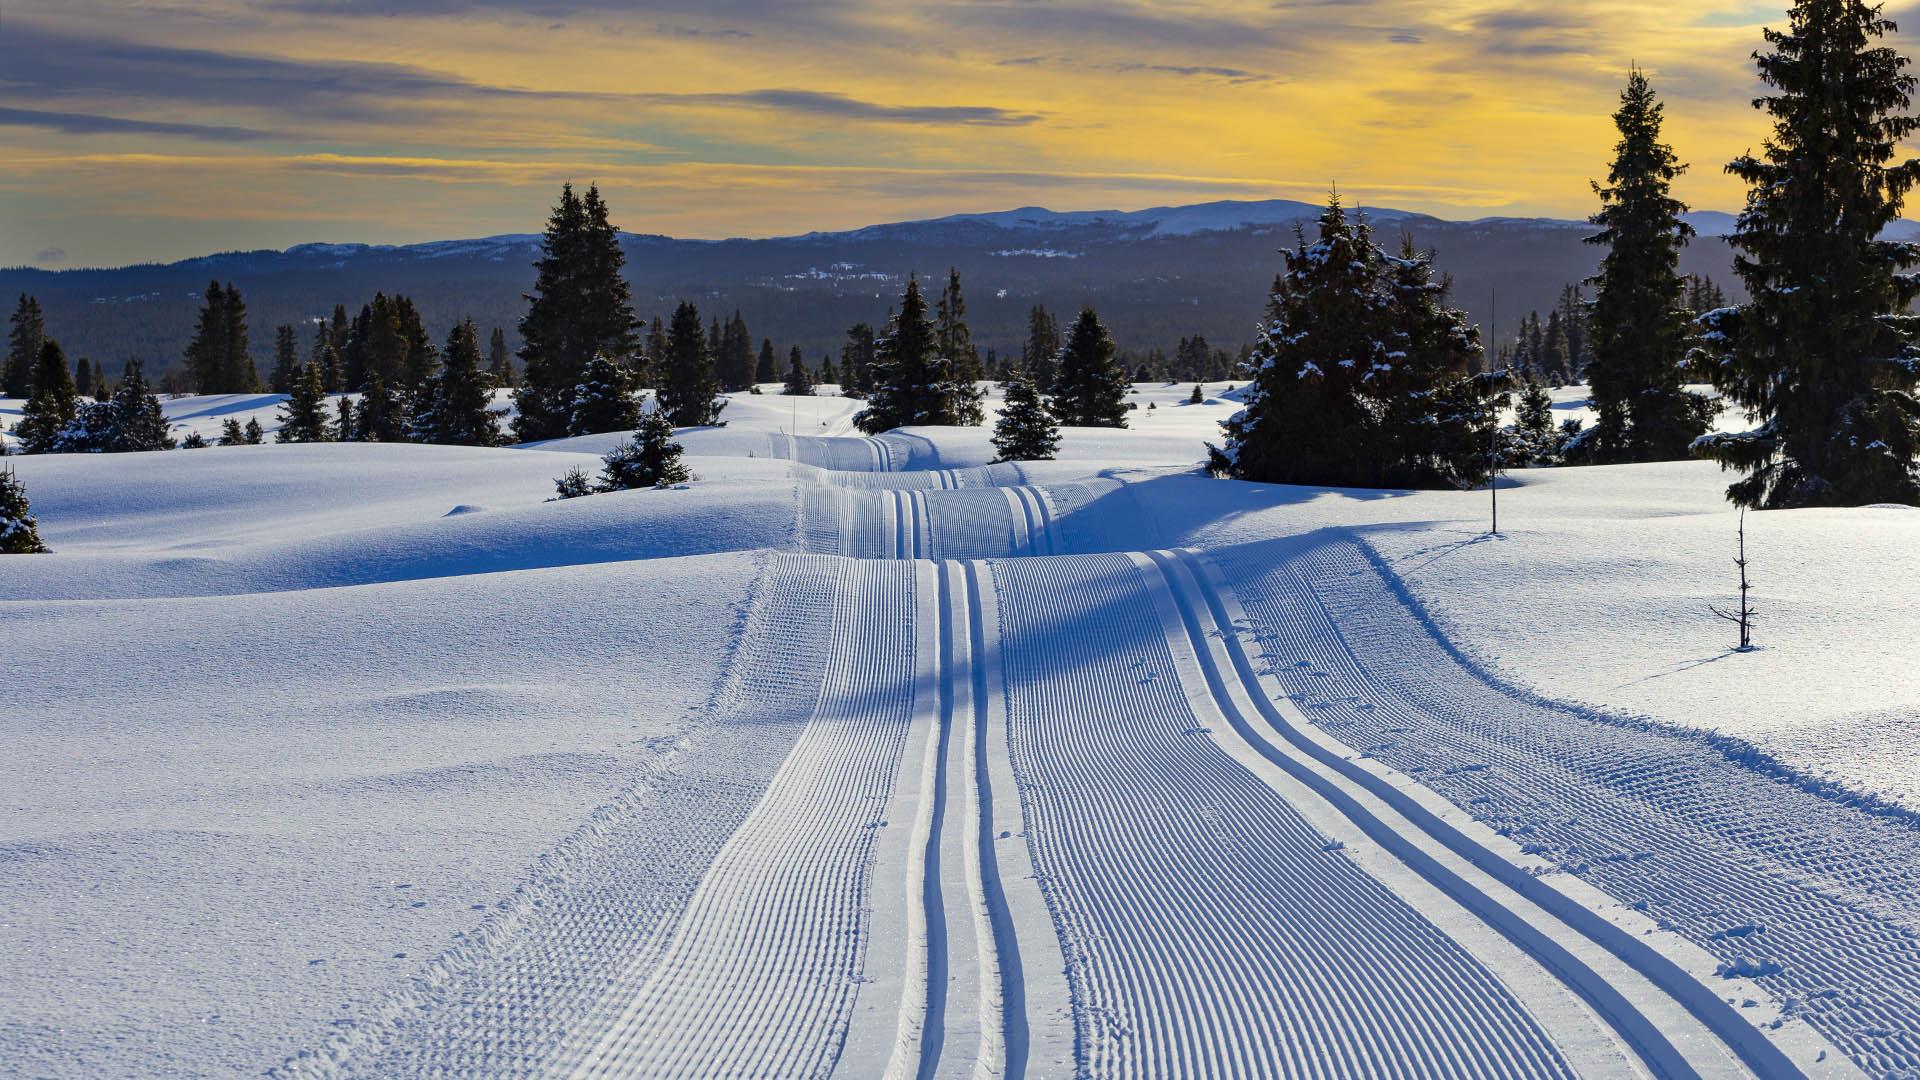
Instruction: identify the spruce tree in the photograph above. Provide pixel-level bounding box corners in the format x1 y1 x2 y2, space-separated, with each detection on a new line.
756 339 778 385
74 357 93 402
857 275 964 434
487 326 515 388
325 306 349 391
1051 307 1130 428
1022 305 1062 391
656 301 724 427
841 322 877 397
645 317 668 382
334 396 353 442
514 183 642 441
1377 237 1501 488
105 360 174 452
413 319 504 446
219 418 247 446
352 372 406 442
1190 383 1205 405
15 340 78 453
184 281 259 394
270 324 301 394
1584 69 1716 463
1697 0 1920 507
567 353 642 436
717 312 755 392
819 354 838 385
783 347 815 396
0 466 48 553
276 364 333 443
1513 379 1558 464
992 367 1060 462
1217 195 1495 489
936 269 987 423
4 294 44 399
596 410 693 491
244 417 264 444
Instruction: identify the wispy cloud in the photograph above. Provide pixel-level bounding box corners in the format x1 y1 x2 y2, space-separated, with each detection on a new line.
0 106 275 141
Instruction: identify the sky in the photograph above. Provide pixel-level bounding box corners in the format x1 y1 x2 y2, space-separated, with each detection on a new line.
2 0 1914 268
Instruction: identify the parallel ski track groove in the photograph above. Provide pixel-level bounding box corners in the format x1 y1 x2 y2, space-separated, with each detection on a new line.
992 551 1579 1079
1218 537 1920 1078
572 559 920 1079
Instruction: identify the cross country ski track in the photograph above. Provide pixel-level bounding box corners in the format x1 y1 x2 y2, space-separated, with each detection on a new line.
282 437 1912 1078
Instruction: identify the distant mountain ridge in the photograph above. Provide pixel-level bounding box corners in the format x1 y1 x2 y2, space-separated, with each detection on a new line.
0 197 1806 370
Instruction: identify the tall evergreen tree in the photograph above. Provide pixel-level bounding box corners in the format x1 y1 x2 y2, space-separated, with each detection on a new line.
276 364 334 443
857 275 975 433
413 319 504 446
937 268 986 423
4 294 44 399
1022 305 1062 391
487 326 516 388
270 324 301 394
756 338 778 384
716 312 755 392
1377 237 1502 488
1051 307 1130 428
1583 69 1716 463
841 322 877 397
656 301 725 427
0 466 48 553
992 367 1060 462
311 316 342 394
783 346 815 396
326 305 350 391
645 317 668 382
1697 0 1920 507
14 340 78 453
514 183 642 441
183 281 258 394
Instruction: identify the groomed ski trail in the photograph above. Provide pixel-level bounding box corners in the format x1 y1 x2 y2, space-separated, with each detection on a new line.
572 556 1071 1079
993 551 1597 1079
1215 534 1920 1078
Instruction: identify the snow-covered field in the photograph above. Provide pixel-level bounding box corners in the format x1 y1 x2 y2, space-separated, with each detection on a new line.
5 381 1919 1078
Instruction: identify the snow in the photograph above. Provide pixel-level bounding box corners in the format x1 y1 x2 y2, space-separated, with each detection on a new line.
4 381 1915 1078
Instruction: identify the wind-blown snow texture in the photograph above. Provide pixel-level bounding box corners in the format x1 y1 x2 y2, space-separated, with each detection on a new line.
3 380 1915 1078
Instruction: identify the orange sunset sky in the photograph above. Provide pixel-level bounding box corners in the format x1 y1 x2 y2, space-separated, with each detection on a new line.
2 1 1911 267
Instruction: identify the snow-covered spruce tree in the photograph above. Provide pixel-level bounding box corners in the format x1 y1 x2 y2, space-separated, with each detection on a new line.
0 466 48 553
1190 383 1205 405
597 411 692 491
1051 307 1130 428
513 184 642 441
1511 379 1559 464
857 275 977 434
276 364 333 443
219 418 247 446
782 347 815 396
936 269 987 424
1696 0 1920 507
656 301 725 427
14 340 78 454
107 360 172 451
244 418 264 444
565 353 642 436
1582 68 1716 464
1377 237 1501 488
1216 196 1495 489
993 367 1060 462
413 319 504 446
181 432 208 449
553 466 594 500
4 294 45 399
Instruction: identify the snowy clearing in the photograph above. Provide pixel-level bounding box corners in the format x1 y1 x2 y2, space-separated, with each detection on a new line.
4 382 1918 1078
